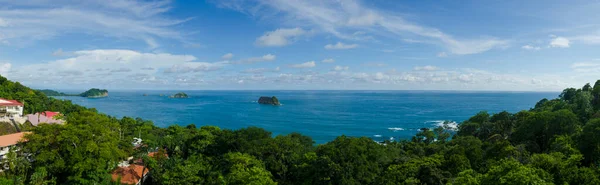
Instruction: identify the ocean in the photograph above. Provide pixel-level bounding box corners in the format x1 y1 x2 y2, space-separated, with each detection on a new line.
57 91 557 144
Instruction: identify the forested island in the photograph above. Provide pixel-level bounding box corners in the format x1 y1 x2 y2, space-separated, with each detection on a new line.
2 74 600 184
258 96 281 105
39 88 108 98
169 92 188 98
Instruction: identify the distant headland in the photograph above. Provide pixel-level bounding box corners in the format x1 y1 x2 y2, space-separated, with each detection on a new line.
40 88 109 98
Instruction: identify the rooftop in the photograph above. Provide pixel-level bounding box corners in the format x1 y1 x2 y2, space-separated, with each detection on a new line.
0 132 31 147
0 98 23 106
111 164 148 185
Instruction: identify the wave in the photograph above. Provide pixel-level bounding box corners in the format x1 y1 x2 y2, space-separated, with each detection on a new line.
388 127 405 131
373 135 382 137
427 120 458 131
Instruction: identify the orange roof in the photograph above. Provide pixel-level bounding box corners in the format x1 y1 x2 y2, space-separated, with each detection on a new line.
0 132 31 147
148 151 169 158
111 164 148 185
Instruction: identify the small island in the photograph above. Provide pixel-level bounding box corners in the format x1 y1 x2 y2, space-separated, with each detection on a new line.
258 96 280 106
169 92 189 98
79 88 109 98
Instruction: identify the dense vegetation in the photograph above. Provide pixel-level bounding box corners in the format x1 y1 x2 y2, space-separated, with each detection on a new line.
1 74 600 184
38 90 69 97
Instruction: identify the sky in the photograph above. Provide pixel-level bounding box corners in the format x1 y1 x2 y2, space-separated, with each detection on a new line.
1 0 600 91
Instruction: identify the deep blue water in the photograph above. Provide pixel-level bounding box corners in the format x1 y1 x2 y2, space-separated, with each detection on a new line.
57 91 557 144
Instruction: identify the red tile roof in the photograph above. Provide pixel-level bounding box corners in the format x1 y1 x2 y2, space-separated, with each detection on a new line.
0 132 31 147
41 111 60 118
111 164 148 185
0 98 23 106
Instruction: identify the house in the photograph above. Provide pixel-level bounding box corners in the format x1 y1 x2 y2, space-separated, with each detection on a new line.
111 164 149 185
0 98 24 118
26 111 65 126
0 132 30 172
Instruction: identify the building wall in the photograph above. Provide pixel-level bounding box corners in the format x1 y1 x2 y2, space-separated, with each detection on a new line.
0 105 23 117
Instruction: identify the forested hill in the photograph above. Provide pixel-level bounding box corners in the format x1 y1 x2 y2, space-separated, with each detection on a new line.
1 74 600 184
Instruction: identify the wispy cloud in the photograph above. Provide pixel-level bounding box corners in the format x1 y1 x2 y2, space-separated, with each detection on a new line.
322 58 335 63
233 54 277 64
222 53 234 60
413 65 438 71
214 0 508 55
521 45 541 51
242 67 281 74
324 42 358 50
0 0 190 48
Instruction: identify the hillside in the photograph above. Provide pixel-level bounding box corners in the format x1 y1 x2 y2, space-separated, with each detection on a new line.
38 89 70 96
1 74 600 184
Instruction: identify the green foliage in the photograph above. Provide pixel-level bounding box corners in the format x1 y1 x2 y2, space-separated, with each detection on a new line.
38 89 69 97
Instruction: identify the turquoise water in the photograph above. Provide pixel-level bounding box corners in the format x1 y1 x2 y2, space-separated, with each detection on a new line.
57 91 557 144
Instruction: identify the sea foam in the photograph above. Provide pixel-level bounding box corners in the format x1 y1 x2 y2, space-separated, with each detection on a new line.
388 127 405 131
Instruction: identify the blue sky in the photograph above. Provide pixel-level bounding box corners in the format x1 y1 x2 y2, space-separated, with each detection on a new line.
0 0 599 91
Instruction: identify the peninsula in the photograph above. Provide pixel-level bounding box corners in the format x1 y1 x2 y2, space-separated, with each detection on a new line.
39 88 109 98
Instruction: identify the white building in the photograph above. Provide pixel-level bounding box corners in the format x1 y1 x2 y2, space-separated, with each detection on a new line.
0 98 24 118
0 132 30 172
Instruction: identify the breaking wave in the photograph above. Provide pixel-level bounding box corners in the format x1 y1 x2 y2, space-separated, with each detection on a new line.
427 120 458 131
388 127 405 132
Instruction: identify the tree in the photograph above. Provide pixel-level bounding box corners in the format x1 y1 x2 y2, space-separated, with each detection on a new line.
223 153 276 185
480 159 553 185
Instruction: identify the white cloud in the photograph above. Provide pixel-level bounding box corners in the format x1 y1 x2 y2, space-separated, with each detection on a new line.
437 52 448 57
550 37 570 48
413 65 438 71
6 49 215 86
222 53 234 60
0 63 11 75
521 45 541 50
324 42 358 50
291 61 316 68
164 62 226 73
242 67 280 74
364 62 387 67
0 18 8 27
233 54 276 64
333 65 349 71
52 48 67 56
0 0 190 47
322 58 335 63
256 27 307 47
570 62 600 73
216 0 508 55
572 35 600 45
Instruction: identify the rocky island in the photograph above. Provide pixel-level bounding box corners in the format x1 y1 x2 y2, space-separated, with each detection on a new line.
79 88 109 98
170 92 189 98
258 96 280 106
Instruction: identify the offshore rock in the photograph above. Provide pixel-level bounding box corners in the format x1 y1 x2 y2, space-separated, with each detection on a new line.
258 96 280 106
